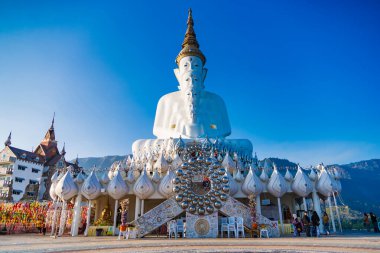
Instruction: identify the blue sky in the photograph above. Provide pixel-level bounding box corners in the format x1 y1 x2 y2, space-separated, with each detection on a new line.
0 1 379 166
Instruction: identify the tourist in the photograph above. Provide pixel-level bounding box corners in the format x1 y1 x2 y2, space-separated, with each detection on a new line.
322 212 330 235
364 213 371 232
81 221 87 235
311 211 320 237
370 212 379 233
291 214 298 237
36 219 42 234
302 212 311 237
293 217 302 237
42 224 46 236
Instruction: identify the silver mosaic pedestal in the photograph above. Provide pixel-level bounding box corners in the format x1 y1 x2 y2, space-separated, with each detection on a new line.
186 212 218 238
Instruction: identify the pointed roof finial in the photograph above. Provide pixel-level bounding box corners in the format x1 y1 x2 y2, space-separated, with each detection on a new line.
61 142 66 156
43 113 56 142
176 8 206 65
75 154 79 165
50 112 55 130
4 132 11 146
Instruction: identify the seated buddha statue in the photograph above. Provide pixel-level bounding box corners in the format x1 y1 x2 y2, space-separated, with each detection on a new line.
153 9 231 139
94 205 113 226
131 10 252 159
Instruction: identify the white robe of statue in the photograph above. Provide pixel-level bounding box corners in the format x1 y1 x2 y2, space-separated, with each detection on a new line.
153 56 231 139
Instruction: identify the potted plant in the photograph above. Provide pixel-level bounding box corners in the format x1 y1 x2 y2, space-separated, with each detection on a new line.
95 228 103 236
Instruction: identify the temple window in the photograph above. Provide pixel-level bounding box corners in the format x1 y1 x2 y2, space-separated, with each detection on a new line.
15 177 25 183
12 190 22 195
18 165 26 171
32 168 40 173
29 179 38 185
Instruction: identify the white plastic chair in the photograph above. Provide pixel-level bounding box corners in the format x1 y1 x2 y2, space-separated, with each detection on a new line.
168 220 177 239
227 217 237 238
128 227 137 239
220 217 229 238
177 219 185 238
260 225 269 238
236 217 245 238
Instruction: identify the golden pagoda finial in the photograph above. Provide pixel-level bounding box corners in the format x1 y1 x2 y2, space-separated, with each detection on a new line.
176 9 206 65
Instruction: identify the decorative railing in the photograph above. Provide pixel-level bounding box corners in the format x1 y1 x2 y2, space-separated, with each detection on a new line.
6 168 13 174
0 167 13 175
0 192 9 199
0 180 12 187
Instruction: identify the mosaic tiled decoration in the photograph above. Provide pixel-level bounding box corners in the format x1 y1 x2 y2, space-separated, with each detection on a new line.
132 195 279 238
220 197 280 237
173 143 230 216
131 197 184 237
186 212 218 238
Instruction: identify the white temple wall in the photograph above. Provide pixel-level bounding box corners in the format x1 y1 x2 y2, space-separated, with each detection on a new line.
11 159 43 202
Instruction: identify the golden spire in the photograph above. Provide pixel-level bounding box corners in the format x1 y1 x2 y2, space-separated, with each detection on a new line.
176 9 206 65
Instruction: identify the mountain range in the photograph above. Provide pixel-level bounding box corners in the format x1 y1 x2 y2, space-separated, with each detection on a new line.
75 155 126 170
75 156 380 215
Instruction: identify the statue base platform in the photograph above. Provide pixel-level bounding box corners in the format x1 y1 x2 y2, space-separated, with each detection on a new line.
186 212 218 238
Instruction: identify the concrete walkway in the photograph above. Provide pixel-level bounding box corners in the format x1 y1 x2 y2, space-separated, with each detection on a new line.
0 234 380 253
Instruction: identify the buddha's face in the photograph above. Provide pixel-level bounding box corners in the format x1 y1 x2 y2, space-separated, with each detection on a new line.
175 56 207 95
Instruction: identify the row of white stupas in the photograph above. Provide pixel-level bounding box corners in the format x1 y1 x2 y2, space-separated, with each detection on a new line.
49 151 342 205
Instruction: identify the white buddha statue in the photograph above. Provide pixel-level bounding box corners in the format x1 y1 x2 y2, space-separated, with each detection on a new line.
153 9 231 139
132 9 253 159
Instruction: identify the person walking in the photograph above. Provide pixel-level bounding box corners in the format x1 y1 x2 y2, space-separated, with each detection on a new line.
294 217 303 237
302 212 311 237
311 211 320 237
322 212 330 235
42 223 47 236
364 213 371 232
291 214 298 237
370 212 379 233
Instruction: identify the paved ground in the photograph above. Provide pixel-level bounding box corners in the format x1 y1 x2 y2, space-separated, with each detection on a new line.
0 233 380 253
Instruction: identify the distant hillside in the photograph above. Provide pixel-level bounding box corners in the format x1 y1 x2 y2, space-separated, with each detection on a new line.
265 157 297 169
76 156 298 170
75 155 126 170
74 154 380 215
336 159 380 215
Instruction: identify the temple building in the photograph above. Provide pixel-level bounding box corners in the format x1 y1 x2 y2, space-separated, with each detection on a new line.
0 117 81 202
49 10 343 238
